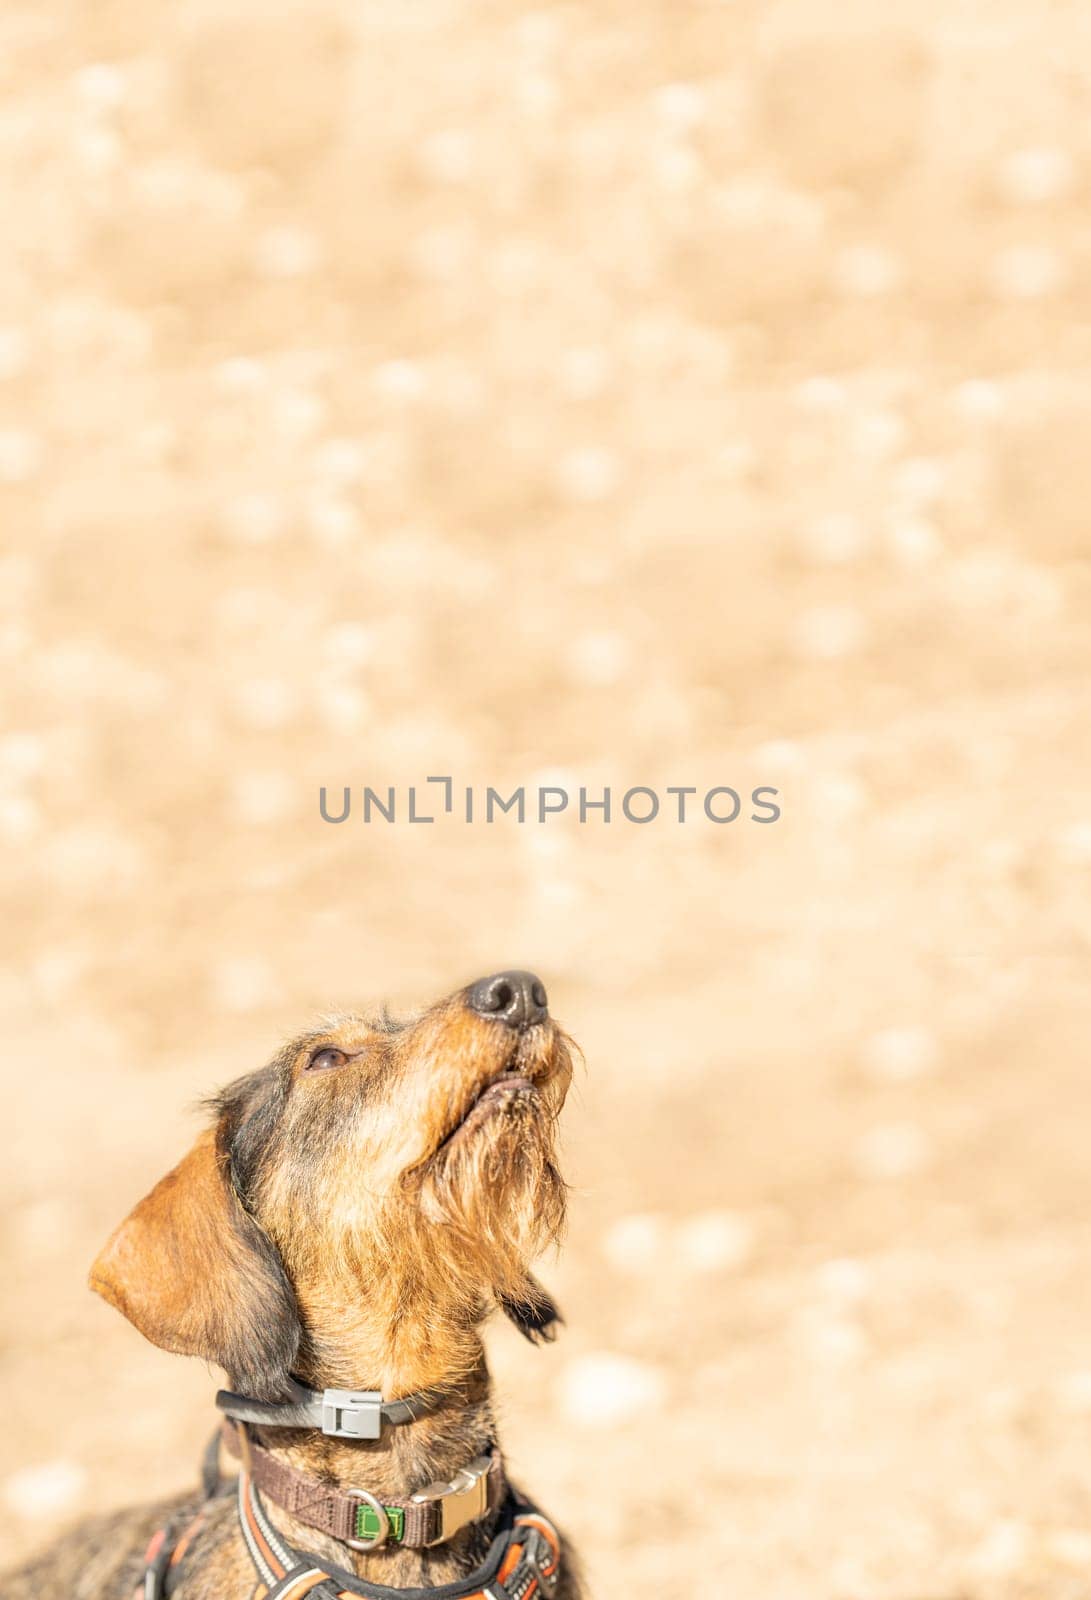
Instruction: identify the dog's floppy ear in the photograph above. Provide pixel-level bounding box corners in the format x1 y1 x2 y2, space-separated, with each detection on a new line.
89 1127 301 1400
499 1273 564 1345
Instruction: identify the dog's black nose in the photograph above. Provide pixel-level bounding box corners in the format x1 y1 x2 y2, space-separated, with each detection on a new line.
467 970 549 1029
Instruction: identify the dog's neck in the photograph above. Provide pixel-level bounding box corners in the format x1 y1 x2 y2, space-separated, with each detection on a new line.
242 1340 502 1583
296 1277 488 1398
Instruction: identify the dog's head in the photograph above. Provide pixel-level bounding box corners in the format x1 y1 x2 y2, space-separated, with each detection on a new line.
90 972 574 1398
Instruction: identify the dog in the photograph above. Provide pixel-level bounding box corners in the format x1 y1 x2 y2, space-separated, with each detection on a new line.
3 970 584 1599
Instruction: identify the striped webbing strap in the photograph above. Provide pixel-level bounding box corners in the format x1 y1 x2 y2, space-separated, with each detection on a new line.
237 1467 561 1600
132 1509 210 1600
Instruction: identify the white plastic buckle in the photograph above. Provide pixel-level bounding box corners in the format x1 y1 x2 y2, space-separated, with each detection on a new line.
320 1389 383 1439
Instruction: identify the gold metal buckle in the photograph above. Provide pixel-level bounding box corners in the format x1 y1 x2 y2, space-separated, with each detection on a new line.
409 1454 492 1546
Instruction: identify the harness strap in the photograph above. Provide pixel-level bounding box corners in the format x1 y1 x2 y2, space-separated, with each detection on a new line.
237 1466 561 1600
135 1432 562 1600
222 1422 506 1549
263 1566 340 1599
239 1465 297 1586
246 1516 559 1600
133 1508 210 1600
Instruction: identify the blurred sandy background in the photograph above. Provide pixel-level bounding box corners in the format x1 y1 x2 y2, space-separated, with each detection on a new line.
3 1 1091 1596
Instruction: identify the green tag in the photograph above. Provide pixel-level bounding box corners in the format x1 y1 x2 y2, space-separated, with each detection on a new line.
356 1503 405 1543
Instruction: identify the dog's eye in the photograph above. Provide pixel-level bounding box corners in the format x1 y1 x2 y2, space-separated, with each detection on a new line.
306 1047 349 1072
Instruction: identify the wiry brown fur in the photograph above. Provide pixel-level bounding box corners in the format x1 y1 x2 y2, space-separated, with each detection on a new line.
2 978 584 1600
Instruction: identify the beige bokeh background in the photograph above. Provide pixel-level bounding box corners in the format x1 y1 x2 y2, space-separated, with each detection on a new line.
4 1 1091 1596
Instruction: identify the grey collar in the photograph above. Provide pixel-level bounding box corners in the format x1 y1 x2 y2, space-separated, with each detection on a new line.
215 1379 445 1440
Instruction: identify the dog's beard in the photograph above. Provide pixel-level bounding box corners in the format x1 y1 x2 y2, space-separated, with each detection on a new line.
416 1090 567 1300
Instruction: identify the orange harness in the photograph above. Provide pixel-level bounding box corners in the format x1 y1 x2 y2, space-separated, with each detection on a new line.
136 1441 561 1600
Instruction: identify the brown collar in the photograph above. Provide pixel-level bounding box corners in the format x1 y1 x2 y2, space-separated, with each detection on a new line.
222 1422 506 1551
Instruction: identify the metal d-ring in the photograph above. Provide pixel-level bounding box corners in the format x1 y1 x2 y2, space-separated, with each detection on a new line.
346 1488 390 1552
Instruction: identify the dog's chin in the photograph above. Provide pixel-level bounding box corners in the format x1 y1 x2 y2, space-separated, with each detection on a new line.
446 1073 537 1143
415 1083 566 1291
